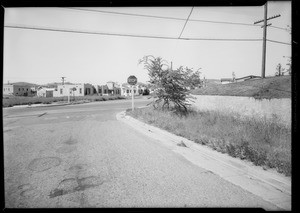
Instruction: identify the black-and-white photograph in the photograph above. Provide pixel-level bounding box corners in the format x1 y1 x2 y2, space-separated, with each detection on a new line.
2 1 292 210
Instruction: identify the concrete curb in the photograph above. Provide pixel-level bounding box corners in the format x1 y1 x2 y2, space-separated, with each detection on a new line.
11 102 86 108
116 110 291 210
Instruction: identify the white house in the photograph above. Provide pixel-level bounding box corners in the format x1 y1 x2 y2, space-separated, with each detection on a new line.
37 87 56 97
3 84 35 96
121 83 145 97
53 83 95 97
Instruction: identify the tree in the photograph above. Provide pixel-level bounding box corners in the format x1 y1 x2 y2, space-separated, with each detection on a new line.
138 55 196 112
182 67 201 89
275 63 284 76
284 56 292 75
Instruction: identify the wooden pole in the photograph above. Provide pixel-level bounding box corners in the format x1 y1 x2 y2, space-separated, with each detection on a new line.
261 2 267 78
132 86 134 111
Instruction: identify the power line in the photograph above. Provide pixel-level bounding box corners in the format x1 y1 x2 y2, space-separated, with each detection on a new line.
178 7 194 39
5 25 180 40
181 37 262 41
269 25 288 31
266 39 291 45
62 7 185 21
4 25 263 42
61 7 261 27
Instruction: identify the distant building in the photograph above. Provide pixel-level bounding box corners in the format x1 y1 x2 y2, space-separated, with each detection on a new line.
37 87 56 97
53 83 95 97
121 83 147 96
220 78 234 84
105 81 121 96
3 84 14 95
92 82 121 96
3 84 35 96
234 75 262 82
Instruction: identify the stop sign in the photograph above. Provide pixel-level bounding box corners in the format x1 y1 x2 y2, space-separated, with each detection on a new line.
127 75 137 85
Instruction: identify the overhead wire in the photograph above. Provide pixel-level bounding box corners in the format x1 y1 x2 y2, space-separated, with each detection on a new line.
178 6 194 39
5 25 291 44
4 25 263 42
268 25 289 31
61 7 262 27
266 39 291 45
61 7 292 34
61 7 292 33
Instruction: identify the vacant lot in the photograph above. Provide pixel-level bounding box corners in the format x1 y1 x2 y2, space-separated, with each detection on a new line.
2 95 126 107
192 76 291 99
127 107 291 176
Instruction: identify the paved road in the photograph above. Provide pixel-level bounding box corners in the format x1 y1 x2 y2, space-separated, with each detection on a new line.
3 99 278 209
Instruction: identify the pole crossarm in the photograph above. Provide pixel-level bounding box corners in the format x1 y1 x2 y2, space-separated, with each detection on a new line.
261 23 272 28
254 14 280 24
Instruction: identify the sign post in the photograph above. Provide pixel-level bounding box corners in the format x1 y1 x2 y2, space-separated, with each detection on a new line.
132 86 134 111
68 88 70 103
127 75 137 111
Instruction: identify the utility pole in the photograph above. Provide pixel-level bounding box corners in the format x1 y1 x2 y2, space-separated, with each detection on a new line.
61 76 70 103
254 2 280 78
61 77 66 85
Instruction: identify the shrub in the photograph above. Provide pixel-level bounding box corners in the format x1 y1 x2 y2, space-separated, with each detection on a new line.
138 55 200 113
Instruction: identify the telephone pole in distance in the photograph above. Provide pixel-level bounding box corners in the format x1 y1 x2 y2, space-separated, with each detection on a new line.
254 2 280 78
61 77 66 85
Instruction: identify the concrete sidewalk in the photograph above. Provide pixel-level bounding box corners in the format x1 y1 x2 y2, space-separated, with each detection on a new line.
116 111 291 211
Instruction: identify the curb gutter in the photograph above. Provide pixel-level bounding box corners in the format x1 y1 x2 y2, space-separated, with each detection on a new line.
116 110 291 211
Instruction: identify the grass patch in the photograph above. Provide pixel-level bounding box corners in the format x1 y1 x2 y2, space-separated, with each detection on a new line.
191 75 291 99
2 95 126 107
127 107 291 176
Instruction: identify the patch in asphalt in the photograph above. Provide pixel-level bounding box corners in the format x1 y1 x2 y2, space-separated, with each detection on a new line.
56 145 77 154
49 176 104 198
69 164 88 173
18 184 32 191
18 183 40 198
28 157 62 172
20 188 39 198
64 137 78 145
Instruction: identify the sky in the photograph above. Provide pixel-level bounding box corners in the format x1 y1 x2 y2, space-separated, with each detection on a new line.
3 2 291 85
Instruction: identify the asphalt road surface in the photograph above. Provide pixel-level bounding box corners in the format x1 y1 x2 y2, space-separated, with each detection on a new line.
3 98 279 209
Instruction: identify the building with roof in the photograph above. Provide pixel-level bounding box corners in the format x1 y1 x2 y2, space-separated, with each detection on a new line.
3 84 35 96
121 82 148 96
220 78 234 84
53 83 95 97
235 75 262 82
37 87 56 97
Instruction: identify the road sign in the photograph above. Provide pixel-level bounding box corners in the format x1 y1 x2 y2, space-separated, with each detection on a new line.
127 75 137 85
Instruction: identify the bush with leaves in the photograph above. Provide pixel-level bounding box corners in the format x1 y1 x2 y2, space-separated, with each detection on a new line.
139 55 198 112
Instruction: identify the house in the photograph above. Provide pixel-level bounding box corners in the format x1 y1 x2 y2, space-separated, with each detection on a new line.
3 84 35 96
121 83 146 97
105 81 121 96
92 82 121 96
220 78 234 84
37 87 55 97
3 84 14 95
235 75 262 82
53 83 95 97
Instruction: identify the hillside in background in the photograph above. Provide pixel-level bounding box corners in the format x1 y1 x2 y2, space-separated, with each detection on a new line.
10 82 39 87
192 75 291 99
